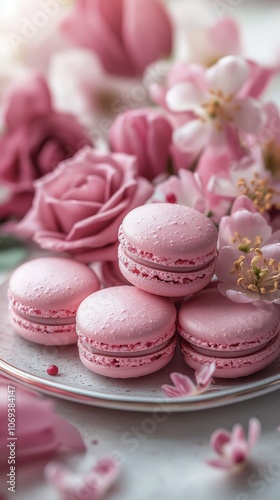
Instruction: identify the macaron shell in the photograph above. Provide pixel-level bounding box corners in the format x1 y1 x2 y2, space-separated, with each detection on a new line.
8 257 100 319
118 251 215 297
76 286 177 346
78 336 177 378
180 335 280 378
178 288 280 351
10 307 77 346
119 203 218 266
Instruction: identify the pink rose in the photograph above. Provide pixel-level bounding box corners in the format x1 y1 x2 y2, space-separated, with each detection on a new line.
18 147 154 262
0 375 85 469
109 109 173 180
0 73 92 220
60 0 173 77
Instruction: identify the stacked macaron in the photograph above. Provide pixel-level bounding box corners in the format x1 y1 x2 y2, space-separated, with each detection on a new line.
74 203 219 378
118 203 218 298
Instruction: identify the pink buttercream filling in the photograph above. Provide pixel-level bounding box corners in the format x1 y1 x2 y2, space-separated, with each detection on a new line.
178 323 280 352
78 337 176 368
10 307 76 334
8 291 77 319
181 335 280 368
77 327 175 354
118 229 216 268
118 247 215 285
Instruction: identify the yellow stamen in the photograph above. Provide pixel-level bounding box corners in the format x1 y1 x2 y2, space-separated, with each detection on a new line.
237 173 280 213
231 248 280 296
199 89 239 130
230 232 263 253
263 140 280 179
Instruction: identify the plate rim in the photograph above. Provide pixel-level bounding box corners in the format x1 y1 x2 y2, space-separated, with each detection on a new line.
1 357 280 412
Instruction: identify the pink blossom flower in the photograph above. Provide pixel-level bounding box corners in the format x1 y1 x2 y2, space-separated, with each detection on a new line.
165 56 265 156
208 147 280 215
150 169 206 213
0 375 85 468
187 17 241 67
45 457 120 500
0 73 92 220
148 60 205 113
109 108 173 181
60 0 173 77
162 362 215 398
216 244 280 304
17 147 153 262
207 418 261 470
218 210 280 251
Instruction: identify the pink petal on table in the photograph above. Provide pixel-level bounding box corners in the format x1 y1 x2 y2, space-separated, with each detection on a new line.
45 457 120 500
206 458 233 470
247 418 261 450
210 429 231 455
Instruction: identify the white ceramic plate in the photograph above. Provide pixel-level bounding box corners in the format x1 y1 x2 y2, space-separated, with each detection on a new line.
1 280 280 412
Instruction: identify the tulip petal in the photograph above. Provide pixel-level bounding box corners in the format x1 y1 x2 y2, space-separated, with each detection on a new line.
123 0 173 75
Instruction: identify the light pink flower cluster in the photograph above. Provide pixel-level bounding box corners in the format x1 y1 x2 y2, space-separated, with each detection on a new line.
1 5 280 291
207 418 261 470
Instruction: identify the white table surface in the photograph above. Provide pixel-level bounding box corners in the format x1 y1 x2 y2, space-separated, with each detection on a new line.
2 1 280 499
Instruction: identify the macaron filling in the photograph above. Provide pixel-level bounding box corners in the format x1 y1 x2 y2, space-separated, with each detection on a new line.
118 228 216 269
8 292 78 319
78 337 176 368
180 337 274 359
9 305 76 326
78 335 173 357
77 325 175 355
118 249 216 285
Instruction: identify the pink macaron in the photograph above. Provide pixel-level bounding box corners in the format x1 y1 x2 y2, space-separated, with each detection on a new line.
76 285 177 378
178 287 280 378
8 257 100 345
118 203 218 297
